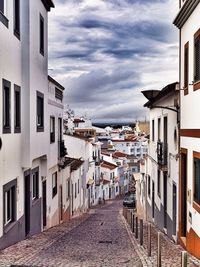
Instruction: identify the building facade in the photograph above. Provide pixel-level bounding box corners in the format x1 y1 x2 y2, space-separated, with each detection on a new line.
174 0 200 258
142 82 179 240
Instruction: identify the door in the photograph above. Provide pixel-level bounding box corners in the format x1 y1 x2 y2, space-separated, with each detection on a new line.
152 181 155 219
60 186 63 222
109 188 111 199
163 172 167 228
71 183 74 215
42 180 47 227
24 173 31 236
181 151 187 237
173 183 177 235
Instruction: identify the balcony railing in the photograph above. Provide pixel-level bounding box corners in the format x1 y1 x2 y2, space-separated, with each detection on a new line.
157 141 168 166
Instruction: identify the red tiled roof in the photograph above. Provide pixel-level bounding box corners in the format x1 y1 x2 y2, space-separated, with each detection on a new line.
101 160 117 170
112 152 129 158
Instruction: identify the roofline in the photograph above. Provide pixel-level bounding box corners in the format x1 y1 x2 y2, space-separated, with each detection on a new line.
48 75 65 91
41 0 55 11
173 0 200 29
144 82 178 108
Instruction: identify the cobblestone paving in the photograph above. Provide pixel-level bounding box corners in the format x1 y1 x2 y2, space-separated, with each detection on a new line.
0 200 142 267
125 210 200 267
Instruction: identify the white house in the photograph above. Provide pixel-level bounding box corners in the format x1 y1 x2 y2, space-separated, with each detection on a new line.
142 82 179 241
0 0 55 249
174 0 200 258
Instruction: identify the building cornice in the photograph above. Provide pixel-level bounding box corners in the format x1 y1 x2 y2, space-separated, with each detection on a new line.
173 0 200 29
41 0 55 12
48 75 65 90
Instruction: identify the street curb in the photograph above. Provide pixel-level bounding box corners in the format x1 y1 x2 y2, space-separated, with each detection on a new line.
120 210 153 267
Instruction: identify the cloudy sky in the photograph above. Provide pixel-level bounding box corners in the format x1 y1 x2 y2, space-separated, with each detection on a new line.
48 0 179 123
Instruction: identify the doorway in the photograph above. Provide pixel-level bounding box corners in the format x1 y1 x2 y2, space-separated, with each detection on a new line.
173 183 177 235
24 173 30 236
60 186 63 222
163 172 167 228
180 150 187 237
42 180 47 227
152 181 155 219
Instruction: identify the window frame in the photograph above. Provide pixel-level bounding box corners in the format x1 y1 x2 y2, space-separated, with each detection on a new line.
14 84 21 133
39 14 44 56
36 91 44 132
13 0 20 39
152 119 155 142
0 0 8 28
3 79 11 134
194 29 200 91
52 172 57 198
32 167 39 200
3 179 17 230
184 42 189 95
50 116 55 143
193 151 200 213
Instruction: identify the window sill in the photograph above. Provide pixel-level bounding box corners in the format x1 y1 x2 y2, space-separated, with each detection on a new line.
37 126 44 132
0 11 8 28
14 127 21 134
193 201 200 213
193 81 200 91
32 197 40 207
3 127 11 134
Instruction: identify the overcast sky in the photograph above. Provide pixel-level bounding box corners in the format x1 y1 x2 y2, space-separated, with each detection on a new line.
48 0 179 123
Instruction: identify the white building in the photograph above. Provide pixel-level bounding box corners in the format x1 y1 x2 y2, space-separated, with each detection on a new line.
174 0 200 258
0 0 54 249
142 82 179 241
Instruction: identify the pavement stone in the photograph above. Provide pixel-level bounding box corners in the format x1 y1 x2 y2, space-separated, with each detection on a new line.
0 200 142 267
124 209 200 267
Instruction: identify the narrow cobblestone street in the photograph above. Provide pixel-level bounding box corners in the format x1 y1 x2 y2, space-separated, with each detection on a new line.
0 200 142 267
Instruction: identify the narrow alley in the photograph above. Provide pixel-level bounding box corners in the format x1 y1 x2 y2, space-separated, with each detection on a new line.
0 200 142 267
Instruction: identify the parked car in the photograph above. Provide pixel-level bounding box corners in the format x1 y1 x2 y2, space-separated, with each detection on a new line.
123 194 136 208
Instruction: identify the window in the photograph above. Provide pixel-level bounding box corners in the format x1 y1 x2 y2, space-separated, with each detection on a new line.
40 14 44 55
52 172 57 198
3 79 11 134
14 0 20 39
194 29 200 90
0 0 8 27
32 168 39 200
14 84 21 133
3 179 17 227
148 175 151 197
50 116 55 143
184 42 189 95
152 120 155 142
158 118 161 141
55 88 63 102
37 91 44 132
78 179 80 194
194 156 200 206
157 170 161 197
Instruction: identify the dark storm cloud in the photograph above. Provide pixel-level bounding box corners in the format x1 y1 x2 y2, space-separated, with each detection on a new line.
49 0 178 121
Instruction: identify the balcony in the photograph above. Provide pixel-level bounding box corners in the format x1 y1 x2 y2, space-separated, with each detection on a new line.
157 141 168 167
